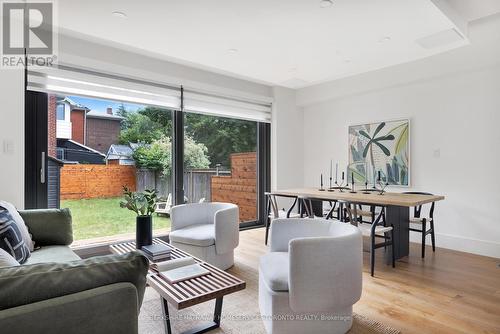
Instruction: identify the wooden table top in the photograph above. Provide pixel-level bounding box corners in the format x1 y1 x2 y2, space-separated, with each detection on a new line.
110 238 246 310
271 188 444 207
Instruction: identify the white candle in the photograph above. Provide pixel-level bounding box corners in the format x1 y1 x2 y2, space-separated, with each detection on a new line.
335 163 338 182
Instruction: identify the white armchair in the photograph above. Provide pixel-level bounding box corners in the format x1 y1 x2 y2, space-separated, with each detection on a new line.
259 218 362 334
169 202 239 270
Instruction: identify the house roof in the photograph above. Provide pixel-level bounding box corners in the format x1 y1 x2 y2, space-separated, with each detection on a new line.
107 144 133 158
86 110 124 121
61 97 90 111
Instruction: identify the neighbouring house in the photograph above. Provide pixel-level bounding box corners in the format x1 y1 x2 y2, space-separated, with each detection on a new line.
48 95 124 163
106 144 135 165
86 108 124 154
57 139 106 164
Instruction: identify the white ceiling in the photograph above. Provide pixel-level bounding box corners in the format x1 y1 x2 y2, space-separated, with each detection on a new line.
55 0 495 89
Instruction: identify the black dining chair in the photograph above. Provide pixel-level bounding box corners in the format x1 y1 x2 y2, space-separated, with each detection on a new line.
265 192 301 245
402 192 436 258
345 201 395 276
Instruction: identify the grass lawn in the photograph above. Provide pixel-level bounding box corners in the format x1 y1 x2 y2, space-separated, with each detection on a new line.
61 197 171 241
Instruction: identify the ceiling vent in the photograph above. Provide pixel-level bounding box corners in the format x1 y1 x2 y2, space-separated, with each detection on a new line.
416 28 465 49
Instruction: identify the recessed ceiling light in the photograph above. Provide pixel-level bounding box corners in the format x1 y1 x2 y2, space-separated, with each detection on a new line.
344 59 351 63
289 67 298 73
112 11 127 19
379 36 391 43
227 48 238 54
320 0 334 8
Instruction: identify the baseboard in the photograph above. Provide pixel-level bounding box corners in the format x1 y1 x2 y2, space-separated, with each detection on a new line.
410 232 500 258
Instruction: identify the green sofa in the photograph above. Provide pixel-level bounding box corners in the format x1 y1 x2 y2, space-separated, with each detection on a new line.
0 209 149 334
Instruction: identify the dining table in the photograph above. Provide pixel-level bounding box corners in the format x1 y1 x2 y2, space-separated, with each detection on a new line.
270 188 445 261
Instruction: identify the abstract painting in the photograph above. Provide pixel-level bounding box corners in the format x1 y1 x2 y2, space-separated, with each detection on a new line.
348 119 410 186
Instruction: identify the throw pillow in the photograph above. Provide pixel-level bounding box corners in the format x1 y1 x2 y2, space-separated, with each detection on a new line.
0 200 35 251
0 248 19 268
0 206 31 264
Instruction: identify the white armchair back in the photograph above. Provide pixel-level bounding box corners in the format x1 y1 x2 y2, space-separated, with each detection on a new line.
270 219 363 313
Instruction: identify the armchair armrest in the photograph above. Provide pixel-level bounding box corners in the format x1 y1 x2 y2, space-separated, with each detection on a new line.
0 251 149 311
214 204 239 254
269 219 330 252
18 209 73 246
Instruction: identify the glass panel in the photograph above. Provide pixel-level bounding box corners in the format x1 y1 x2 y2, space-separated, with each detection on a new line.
184 112 258 224
56 103 65 120
47 93 173 246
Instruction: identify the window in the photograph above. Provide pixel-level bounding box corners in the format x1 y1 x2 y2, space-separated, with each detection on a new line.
183 112 258 224
56 103 65 120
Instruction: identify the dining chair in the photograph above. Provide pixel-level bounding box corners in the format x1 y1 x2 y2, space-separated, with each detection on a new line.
265 192 301 245
345 202 395 276
402 191 436 258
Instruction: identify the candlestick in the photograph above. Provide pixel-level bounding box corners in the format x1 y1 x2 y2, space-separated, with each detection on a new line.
321 174 323 187
330 160 332 179
335 163 338 183
378 170 381 181
342 171 344 180
351 172 354 184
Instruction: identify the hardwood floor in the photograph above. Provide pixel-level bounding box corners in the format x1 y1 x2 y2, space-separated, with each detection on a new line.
235 227 500 334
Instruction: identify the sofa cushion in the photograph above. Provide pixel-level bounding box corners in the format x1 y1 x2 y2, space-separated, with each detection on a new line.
24 246 80 265
259 252 289 292
169 224 215 247
0 251 149 311
0 207 31 264
0 248 19 268
0 201 34 251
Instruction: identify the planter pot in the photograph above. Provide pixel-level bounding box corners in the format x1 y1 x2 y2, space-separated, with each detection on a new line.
136 216 153 249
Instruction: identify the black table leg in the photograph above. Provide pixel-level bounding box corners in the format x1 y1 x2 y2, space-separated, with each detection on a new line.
161 297 224 334
162 298 172 334
385 205 409 263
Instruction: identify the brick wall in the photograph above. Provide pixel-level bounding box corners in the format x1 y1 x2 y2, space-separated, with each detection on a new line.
48 94 57 158
86 118 121 154
60 164 136 200
70 109 86 145
211 152 256 222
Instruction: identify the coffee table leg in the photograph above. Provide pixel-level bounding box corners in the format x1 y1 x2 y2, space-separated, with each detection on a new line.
171 297 223 334
213 297 223 326
162 298 173 334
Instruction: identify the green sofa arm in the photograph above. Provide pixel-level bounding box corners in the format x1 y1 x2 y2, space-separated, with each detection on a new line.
18 208 73 246
0 283 139 334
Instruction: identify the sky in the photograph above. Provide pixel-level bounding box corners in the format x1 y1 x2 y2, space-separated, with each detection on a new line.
68 95 144 115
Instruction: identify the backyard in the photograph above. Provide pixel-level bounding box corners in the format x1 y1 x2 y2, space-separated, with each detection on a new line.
62 197 171 241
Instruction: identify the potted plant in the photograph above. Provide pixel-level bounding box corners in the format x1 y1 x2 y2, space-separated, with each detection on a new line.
120 187 158 249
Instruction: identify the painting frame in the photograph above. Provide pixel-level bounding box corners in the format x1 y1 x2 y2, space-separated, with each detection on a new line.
348 118 411 187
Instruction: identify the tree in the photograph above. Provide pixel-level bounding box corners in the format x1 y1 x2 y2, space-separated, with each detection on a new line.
139 107 172 130
184 113 257 167
132 135 210 175
119 112 165 144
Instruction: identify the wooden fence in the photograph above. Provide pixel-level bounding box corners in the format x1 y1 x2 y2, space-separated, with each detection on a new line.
60 164 136 200
136 169 230 203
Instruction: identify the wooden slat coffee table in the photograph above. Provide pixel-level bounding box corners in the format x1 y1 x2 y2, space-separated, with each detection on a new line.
110 238 246 334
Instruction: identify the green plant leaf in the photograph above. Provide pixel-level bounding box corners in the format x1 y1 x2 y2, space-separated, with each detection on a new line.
373 141 391 156
372 122 386 138
395 123 409 155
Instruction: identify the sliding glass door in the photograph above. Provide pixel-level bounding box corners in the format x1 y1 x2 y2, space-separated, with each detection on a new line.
183 112 259 225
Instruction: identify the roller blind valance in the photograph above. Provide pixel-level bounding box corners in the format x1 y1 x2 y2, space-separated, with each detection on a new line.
28 65 182 109
183 91 272 123
27 64 272 122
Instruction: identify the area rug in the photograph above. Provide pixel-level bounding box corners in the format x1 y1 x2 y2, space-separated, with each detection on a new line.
139 261 401 334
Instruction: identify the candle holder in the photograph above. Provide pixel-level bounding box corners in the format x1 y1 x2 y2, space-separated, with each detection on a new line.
350 182 356 193
361 181 371 194
333 179 350 192
375 180 389 195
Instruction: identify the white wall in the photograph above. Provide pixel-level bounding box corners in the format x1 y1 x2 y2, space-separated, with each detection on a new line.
271 87 304 190
301 65 500 258
0 68 24 208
